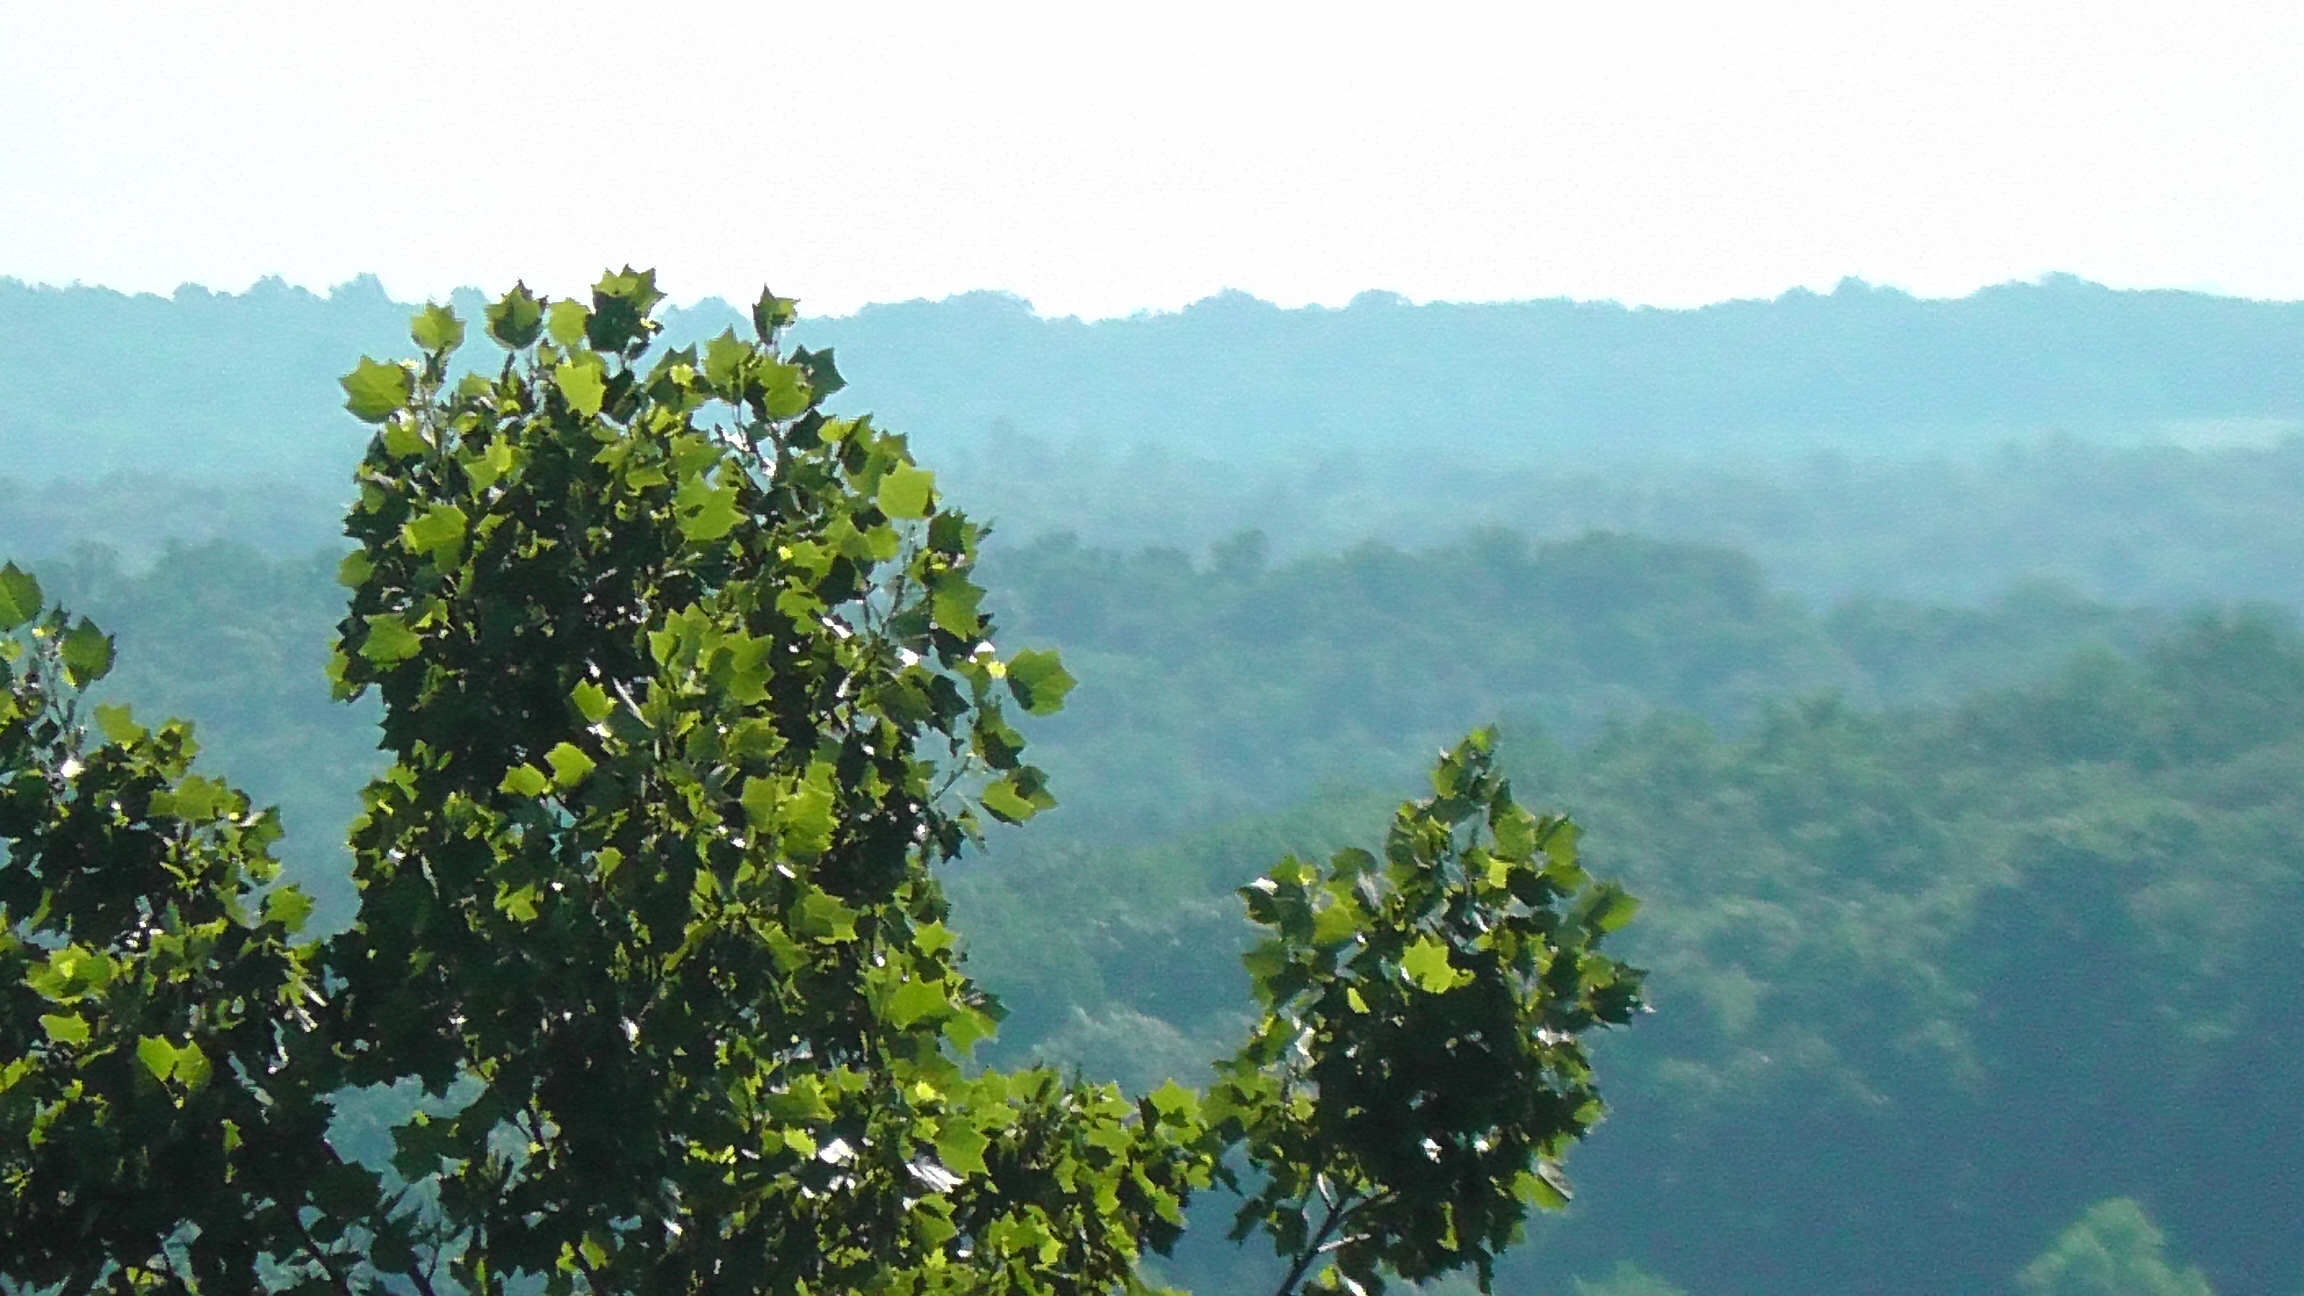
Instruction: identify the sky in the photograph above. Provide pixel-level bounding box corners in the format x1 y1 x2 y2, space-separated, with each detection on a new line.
4 1 2300 318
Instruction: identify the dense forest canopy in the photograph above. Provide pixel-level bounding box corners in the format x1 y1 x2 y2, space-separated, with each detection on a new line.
2 274 2299 1295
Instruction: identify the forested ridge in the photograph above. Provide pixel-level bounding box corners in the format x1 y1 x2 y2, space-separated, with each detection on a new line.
8 274 2304 482
3 278 2299 1294
15 526 2297 1296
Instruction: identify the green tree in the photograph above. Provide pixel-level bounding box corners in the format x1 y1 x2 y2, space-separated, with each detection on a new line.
0 273 1645 1295
0 566 342 1293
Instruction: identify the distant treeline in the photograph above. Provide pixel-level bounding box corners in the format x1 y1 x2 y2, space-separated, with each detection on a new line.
11 272 2304 616
33 527 2173 901
12 430 2304 614
5 273 2302 484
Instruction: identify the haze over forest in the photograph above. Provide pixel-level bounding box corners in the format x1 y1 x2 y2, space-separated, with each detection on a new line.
3 272 2301 1296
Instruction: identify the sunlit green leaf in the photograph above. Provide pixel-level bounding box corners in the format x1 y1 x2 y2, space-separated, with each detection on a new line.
931 577 983 639
547 299 590 349
545 741 596 787
1311 895 1363 947
39 1013 89 1046
572 680 613 724
1005 648 1075 715
1514 1164 1572 1210
1493 804 1540 859
1544 818 1581 868
402 502 469 563
465 437 517 492
796 889 858 943
60 617 114 687
382 417 429 458
337 550 373 589
487 281 544 348
499 764 550 797
360 613 421 665
496 883 541 923
703 329 752 394
0 562 40 630
761 359 811 419
137 1035 179 1083
935 1120 990 1178
781 771 837 857
410 302 466 355
740 775 782 828
676 475 741 542
1401 935 1467 993
913 921 957 956
264 886 315 932
1149 1079 1200 1121
1586 884 1640 934
980 775 1040 824
151 776 229 823
341 356 414 423
884 977 949 1029
555 358 607 417
94 702 145 745
878 464 935 520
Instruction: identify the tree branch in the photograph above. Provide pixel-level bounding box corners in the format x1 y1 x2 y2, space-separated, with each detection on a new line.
1271 1185 1355 1296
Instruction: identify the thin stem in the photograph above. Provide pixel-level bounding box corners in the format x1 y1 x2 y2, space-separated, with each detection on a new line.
1271 1187 1355 1296
239 1142 359 1296
404 1252 445 1296
287 1208 360 1296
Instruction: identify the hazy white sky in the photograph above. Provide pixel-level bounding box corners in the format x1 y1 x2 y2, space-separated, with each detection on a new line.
4 1 2300 317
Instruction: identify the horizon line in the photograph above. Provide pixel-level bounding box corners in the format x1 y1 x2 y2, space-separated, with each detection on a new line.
0 269 2288 323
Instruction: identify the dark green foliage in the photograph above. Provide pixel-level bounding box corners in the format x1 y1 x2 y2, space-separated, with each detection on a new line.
0 569 342 1293
1214 734 1642 1295
317 270 1183 1294
38 542 383 923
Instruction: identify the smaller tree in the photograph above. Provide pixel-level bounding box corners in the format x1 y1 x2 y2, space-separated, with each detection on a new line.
0 566 340 1294
1218 731 1645 1296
